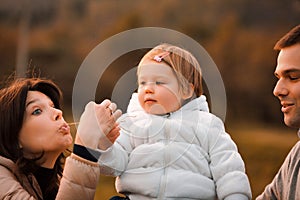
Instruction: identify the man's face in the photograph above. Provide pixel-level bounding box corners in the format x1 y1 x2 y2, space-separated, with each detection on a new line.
273 43 300 128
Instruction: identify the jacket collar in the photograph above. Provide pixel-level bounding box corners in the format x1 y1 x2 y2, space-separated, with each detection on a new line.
0 155 43 199
127 93 209 115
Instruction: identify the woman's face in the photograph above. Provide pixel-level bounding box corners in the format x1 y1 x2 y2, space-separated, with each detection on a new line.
19 91 72 162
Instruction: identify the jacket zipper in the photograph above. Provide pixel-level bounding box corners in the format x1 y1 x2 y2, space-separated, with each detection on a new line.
158 113 171 199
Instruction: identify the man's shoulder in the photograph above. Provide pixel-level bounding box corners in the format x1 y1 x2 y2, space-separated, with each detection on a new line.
290 140 300 154
283 140 300 165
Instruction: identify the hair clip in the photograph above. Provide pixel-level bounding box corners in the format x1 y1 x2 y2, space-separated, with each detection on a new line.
153 51 170 62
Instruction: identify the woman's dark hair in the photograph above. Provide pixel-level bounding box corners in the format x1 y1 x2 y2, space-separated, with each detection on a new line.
0 77 65 197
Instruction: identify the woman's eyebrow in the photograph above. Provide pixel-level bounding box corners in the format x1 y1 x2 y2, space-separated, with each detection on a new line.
26 99 38 108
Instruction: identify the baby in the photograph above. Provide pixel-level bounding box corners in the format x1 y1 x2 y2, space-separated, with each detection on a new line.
98 43 252 200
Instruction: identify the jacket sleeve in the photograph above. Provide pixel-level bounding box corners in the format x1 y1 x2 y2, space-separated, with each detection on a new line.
97 130 130 176
56 153 100 200
207 116 252 200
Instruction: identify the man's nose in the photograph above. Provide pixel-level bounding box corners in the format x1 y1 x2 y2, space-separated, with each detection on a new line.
273 79 288 97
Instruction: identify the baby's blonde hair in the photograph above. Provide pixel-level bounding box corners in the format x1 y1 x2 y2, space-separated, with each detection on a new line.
138 43 203 97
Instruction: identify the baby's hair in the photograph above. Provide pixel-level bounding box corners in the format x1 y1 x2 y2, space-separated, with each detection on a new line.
138 43 203 97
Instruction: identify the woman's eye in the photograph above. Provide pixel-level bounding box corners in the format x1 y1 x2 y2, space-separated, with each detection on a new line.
156 81 164 85
32 109 42 115
139 81 146 85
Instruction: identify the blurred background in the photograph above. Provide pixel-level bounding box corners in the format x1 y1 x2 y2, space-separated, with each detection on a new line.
0 0 300 199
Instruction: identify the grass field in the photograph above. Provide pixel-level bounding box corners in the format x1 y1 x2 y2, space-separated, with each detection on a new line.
92 123 299 200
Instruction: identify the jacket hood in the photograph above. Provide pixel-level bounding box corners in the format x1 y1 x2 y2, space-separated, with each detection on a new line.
127 93 209 114
0 155 17 173
0 155 43 199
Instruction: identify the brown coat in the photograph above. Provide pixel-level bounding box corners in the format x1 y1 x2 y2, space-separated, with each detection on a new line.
0 153 100 200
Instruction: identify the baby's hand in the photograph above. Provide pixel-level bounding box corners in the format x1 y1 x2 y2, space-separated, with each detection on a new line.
98 123 120 149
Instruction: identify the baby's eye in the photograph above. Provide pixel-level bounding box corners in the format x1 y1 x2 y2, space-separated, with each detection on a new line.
32 108 42 115
139 81 146 85
155 81 164 85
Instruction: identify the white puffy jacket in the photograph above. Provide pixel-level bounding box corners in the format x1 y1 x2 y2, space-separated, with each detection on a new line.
99 93 252 200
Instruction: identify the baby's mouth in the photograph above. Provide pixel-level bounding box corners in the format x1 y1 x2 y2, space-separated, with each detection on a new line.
145 98 157 104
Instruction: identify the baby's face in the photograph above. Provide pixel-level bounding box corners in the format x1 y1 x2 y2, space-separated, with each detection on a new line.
137 60 184 115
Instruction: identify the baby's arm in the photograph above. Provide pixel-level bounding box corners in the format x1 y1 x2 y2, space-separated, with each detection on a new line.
97 140 129 176
207 116 252 200
97 118 134 176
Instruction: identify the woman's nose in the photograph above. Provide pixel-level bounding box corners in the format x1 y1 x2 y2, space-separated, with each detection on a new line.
53 108 63 121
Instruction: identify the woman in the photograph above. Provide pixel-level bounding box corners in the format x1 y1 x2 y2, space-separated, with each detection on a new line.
0 77 121 199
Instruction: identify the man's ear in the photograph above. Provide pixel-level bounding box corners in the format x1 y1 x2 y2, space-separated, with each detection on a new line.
182 83 194 100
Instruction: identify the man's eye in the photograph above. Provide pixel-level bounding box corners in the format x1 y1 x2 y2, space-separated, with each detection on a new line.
32 109 42 115
290 76 299 80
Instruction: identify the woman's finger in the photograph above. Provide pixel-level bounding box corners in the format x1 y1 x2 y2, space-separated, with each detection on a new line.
99 99 111 108
109 102 117 112
112 109 122 121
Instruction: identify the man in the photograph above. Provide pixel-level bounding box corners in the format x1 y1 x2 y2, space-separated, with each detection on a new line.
256 24 300 199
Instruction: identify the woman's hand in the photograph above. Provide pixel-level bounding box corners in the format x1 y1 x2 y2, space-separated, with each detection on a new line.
75 100 122 150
